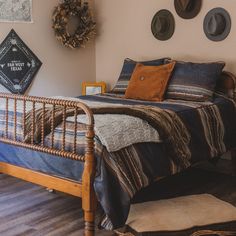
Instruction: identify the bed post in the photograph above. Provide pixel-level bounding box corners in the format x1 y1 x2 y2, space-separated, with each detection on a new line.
82 122 96 236
219 72 236 176
231 149 236 176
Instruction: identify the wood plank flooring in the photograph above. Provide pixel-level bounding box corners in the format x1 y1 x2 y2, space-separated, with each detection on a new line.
0 174 113 236
0 159 235 236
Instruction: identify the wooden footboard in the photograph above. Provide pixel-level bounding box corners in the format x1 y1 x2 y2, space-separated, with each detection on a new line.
0 93 96 236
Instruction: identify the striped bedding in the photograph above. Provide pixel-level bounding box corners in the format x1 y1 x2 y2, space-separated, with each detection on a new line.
0 93 235 230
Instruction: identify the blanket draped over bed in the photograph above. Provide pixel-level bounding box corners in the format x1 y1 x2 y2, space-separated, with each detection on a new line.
1 93 235 230
24 105 191 169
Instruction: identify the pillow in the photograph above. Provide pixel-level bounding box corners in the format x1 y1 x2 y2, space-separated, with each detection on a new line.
112 57 169 94
165 60 225 101
124 62 176 101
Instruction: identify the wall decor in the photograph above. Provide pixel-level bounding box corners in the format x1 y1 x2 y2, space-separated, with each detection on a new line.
204 8 231 42
151 9 175 41
0 29 42 94
174 0 202 19
0 0 32 23
82 81 106 95
52 0 96 49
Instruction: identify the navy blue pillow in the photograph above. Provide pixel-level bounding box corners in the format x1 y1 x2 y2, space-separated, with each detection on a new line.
166 60 225 101
112 58 169 94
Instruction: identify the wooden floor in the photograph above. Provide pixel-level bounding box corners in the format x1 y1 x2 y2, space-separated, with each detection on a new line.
0 174 113 236
0 160 235 236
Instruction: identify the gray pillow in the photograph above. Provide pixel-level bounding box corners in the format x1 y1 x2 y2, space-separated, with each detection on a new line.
166 60 225 101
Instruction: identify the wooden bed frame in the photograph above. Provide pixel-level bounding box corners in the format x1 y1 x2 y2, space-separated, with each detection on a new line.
0 71 235 236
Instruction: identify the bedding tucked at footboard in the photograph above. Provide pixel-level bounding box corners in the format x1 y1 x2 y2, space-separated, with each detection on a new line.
0 93 235 230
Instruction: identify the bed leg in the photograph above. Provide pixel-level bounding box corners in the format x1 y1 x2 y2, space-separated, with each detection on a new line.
82 125 96 236
231 149 236 176
84 210 96 236
82 162 97 236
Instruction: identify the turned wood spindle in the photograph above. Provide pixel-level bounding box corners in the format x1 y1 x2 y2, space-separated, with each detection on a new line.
31 101 36 144
5 98 8 138
41 103 45 146
73 107 78 154
22 100 26 140
62 105 66 151
51 104 55 148
14 98 17 141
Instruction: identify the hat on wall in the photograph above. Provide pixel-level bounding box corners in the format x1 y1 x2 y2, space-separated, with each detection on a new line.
204 8 231 42
151 9 175 41
174 0 202 19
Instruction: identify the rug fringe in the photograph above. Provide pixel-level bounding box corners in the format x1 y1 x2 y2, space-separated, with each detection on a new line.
114 229 135 236
191 230 236 236
114 229 236 236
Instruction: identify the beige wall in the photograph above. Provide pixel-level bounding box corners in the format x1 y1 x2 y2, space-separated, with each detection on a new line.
95 0 236 90
0 0 96 97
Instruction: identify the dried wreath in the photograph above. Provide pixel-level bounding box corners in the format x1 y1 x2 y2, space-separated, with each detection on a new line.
52 0 96 49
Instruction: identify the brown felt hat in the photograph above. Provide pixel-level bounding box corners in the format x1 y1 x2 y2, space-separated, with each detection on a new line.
151 9 175 41
204 8 231 42
174 0 202 19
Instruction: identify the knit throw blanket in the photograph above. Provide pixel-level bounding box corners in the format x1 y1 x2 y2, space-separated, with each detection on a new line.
24 105 191 169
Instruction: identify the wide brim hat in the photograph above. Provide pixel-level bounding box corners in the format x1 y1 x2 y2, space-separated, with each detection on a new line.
174 0 202 19
151 9 175 41
204 8 231 42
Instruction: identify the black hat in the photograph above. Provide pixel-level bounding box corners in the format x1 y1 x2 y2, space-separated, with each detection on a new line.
174 0 202 19
151 9 175 41
204 8 231 42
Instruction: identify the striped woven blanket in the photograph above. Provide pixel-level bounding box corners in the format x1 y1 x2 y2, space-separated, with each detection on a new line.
24 104 191 168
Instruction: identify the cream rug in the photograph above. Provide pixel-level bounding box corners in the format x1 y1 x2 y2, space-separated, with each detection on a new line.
116 194 236 235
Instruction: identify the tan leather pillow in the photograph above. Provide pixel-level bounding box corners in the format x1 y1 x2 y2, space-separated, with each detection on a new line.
125 62 176 101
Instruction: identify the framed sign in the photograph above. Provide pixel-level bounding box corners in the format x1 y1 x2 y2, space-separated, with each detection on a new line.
0 0 33 23
82 82 106 95
0 29 42 94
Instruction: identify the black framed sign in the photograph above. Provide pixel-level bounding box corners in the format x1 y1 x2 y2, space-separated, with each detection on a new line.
0 29 42 94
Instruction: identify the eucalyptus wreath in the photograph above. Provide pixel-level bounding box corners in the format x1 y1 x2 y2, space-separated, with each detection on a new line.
52 0 96 49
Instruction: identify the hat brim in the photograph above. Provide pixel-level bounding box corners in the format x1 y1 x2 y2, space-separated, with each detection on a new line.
174 0 202 19
204 8 231 42
151 9 175 41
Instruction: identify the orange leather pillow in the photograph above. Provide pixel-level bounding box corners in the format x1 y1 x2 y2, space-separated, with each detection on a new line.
125 62 176 101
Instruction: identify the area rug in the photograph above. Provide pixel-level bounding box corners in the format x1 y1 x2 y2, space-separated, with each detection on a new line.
115 194 236 236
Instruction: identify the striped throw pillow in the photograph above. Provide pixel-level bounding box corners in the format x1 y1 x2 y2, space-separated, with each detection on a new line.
112 58 169 94
166 60 225 101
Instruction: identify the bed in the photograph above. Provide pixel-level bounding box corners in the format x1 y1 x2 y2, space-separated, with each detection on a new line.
0 70 235 236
